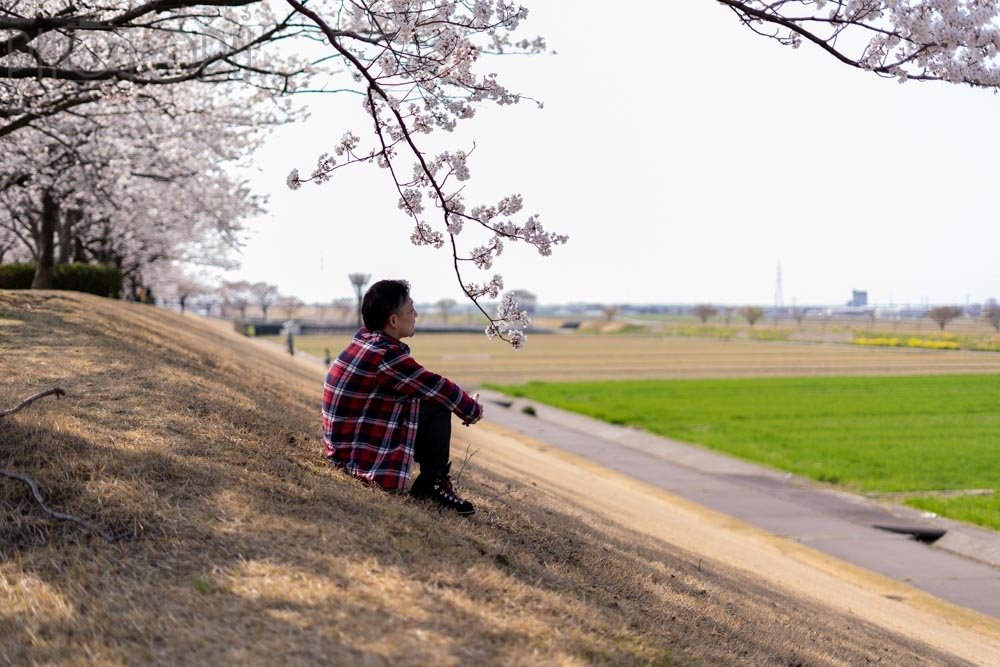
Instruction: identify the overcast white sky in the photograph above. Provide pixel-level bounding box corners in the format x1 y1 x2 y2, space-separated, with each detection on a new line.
227 1 1000 307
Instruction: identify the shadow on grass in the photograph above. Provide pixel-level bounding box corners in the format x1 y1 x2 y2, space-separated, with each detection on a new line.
1 416 958 666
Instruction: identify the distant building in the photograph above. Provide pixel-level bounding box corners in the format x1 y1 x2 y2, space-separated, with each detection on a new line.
848 290 868 307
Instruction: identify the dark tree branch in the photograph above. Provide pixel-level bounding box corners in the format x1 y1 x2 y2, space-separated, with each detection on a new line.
0 0 258 54
718 0 866 69
0 387 66 418
0 91 101 138
2 17 298 85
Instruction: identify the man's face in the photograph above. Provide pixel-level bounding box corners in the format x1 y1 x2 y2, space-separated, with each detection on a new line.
392 297 418 338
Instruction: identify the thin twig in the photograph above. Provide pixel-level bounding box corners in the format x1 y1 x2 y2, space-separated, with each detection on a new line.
0 387 66 418
0 468 122 542
488 487 515 503
454 443 479 486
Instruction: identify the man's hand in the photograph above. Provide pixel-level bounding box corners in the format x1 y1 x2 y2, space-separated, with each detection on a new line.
462 392 482 426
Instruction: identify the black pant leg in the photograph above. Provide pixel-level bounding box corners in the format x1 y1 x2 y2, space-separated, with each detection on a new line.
413 399 451 478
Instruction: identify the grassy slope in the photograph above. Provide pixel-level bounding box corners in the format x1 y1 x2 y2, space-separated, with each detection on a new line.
491 377 1000 530
0 291 967 665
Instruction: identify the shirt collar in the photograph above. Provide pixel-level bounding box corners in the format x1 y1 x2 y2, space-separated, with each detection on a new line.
357 327 410 353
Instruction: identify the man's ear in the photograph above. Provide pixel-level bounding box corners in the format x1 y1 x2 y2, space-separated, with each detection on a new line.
386 312 398 329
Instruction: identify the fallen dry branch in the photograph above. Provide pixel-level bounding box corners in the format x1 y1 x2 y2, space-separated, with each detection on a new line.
2 386 124 542
0 387 66 418
0 468 123 542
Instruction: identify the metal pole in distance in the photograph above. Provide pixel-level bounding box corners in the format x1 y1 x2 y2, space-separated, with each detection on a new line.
348 273 371 329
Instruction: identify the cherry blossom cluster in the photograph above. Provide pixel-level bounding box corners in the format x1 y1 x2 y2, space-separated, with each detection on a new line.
464 274 505 299
409 221 445 248
721 1 1000 88
496 291 533 328
484 295 529 349
0 74 277 291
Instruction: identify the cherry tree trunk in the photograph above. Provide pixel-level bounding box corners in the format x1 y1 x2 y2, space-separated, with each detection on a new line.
58 208 82 264
30 190 59 289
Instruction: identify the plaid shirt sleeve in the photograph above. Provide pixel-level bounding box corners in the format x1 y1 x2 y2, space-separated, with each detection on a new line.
378 346 483 424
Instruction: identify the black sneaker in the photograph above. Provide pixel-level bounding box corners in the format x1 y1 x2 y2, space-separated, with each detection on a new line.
410 464 475 516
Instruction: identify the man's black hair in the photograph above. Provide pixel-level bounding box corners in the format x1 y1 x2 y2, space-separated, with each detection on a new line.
362 279 411 330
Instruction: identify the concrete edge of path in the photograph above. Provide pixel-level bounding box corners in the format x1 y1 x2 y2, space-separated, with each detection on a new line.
461 418 1000 664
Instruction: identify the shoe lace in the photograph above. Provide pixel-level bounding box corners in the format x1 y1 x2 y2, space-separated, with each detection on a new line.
434 476 462 503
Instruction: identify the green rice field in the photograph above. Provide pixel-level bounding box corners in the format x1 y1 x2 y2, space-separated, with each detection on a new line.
490 375 1000 530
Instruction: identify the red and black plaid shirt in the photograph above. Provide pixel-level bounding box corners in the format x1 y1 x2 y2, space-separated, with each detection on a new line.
321 328 482 491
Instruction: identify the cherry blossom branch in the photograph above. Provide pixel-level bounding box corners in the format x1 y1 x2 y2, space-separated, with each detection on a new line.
1 3 317 144
0 0 259 53
0 90 102 138
2 16 302 85
719 0 1000 88
283 0 560 348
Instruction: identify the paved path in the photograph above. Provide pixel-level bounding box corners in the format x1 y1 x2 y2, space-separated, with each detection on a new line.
477 389 1000 620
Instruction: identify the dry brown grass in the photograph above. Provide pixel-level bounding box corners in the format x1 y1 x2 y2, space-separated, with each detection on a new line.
0 290 981 665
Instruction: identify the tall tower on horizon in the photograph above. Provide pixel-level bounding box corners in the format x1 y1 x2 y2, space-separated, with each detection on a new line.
774 262 784 313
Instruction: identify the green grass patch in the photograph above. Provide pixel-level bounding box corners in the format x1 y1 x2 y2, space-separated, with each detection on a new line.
905 494 1000 531
667 325 737 341
488 375 1000 529
611 324 652 335
747 329 790 342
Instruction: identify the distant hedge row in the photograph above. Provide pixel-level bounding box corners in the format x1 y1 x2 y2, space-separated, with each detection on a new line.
0 263 123 297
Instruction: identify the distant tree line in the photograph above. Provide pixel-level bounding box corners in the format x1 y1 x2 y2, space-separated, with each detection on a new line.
684 301 1000 332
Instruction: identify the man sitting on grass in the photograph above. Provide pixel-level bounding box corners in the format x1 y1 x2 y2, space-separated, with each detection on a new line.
322 279 483 515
